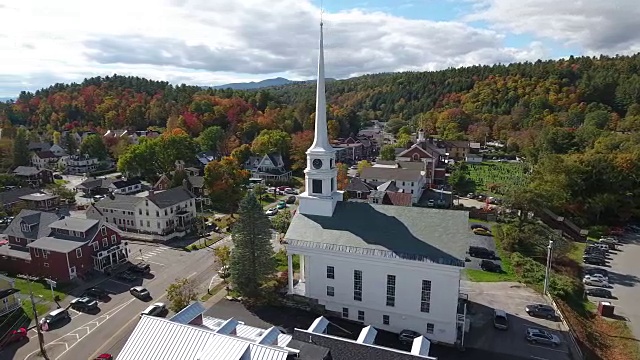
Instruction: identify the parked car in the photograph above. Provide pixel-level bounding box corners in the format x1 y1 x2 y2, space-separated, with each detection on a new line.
285 196 296 204
467 193 476 199
53 174 63 180
82 287 109 300
525 328 561 347
473 228 492 236
525 304 557 319
599 237 618 245
129 262 151 274
40 308 70 327
277 200 287 209
140 303 166 318
493 309 509 330
583 276 609 288
583 273 607 282
584 247 606 256
480 260 502 272
584 267 609 278
468 246 497 259
94 354 113 360
117 271 137 282
470 224 490 231
1 328 27 348
427 200 435 207
265 208 278 216
583 255 606 266
585 288 613 298
70 297 99 312
130 286 151 300
398 329 421 343
284 188 298 195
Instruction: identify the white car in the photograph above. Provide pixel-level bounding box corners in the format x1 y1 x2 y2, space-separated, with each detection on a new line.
265 208 278 216
583 275 609 288
584 273 608 282
140 303 166 317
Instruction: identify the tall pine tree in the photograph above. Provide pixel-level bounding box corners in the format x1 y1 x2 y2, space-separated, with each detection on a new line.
12 128 30 167
229 192 276 298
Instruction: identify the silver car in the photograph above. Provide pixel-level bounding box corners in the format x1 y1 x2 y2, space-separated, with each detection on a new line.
526 328 561 347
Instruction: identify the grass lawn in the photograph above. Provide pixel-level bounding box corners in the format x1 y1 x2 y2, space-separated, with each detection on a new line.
21 301 50 320
464 162 528 195
54 179 68 185
13 278 67 303
567 242 587 263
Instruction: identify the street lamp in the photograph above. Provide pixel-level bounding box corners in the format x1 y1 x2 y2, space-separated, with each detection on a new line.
543 239 554 295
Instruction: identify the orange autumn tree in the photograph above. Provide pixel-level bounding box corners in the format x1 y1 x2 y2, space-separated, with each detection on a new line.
336 163 349 190
204 156 250 213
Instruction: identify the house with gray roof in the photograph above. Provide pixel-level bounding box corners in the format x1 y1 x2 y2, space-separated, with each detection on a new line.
12 166 54 186
0 210 127 281
359 167 426 204
86 185 197 241
0 187 45 211
244 153 291 182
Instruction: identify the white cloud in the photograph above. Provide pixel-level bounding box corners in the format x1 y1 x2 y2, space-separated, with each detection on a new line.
465 0 640 54
0 0 549 97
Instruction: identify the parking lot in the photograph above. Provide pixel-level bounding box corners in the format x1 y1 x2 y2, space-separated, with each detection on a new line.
466 221 499 271
461 281 572 360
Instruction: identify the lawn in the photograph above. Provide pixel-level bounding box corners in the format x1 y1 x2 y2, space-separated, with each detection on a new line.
13 278 67 303
567 242 587 263
464 162 528 195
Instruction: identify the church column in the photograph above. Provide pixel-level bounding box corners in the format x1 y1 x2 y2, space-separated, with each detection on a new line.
287 254 294 293
300 255 305 282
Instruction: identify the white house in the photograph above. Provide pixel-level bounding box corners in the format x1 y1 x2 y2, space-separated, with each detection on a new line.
284 23 469 348
86 186 197 241
108 179 143 195
359 167 426 204
31 151 61 170
64 154 99 175
244 153 292 181
49 144 68 157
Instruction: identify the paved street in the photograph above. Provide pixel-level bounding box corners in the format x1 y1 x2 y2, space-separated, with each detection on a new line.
6 240 221 360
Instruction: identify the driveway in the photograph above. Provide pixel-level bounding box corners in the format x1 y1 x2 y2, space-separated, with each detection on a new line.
466 221 499 271
600 233 640 340
460 281 572 360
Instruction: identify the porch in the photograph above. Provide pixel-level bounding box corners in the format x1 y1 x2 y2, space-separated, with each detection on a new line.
0 289 21 317
92 244 129 273
286 253 307 296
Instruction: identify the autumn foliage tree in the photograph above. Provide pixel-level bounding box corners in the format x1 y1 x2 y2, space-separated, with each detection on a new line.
290 130 313 171
204 156 250 213
336 163 349 190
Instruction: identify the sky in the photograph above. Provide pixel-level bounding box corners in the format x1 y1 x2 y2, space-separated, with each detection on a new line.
0 0 639 98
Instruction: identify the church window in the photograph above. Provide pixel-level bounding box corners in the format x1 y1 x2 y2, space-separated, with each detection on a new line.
312 179 323 194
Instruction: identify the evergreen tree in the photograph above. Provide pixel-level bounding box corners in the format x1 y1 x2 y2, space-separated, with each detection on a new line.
12 128 30 167
229 192 276 298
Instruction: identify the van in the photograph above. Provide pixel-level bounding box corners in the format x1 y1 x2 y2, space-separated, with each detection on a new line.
595 243 610 252
40 308 70 326
493 309 509 330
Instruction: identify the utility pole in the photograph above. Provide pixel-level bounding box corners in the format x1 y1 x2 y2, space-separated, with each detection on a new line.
28 281 49 359
543 239 554 295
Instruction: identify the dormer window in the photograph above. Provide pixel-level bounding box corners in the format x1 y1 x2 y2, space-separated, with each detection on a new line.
101 226 107 235
20 223 31 232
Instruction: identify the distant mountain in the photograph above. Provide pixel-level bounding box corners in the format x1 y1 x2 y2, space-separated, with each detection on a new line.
0 97 13 102
212 77 296 90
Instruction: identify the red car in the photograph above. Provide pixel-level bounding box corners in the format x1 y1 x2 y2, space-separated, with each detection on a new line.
95 354 113 360
1 328 27 348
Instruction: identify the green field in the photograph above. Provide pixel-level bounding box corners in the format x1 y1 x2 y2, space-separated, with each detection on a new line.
464 162 528 195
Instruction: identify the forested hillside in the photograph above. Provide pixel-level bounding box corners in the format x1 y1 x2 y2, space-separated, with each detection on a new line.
2 54 640 224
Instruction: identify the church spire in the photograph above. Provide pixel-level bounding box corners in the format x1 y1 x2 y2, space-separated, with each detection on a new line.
307 21 333 154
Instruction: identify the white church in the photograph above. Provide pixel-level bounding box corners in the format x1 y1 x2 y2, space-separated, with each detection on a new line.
284 22 471 347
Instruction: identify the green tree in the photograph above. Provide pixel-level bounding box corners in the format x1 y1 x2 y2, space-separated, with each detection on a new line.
12 128 30 167
80 134 108 160
229 192 276 298
271 209 292 234
251 129 291 155
197 126 224 153
356 160 372 175
52 131 61 145
204 157 250 213
166 278 198 312
65 132 78 155
379 144 396 161
396 133 412 148
230 144 252 166
214 245 232 280
253 183 266 202
448 166 468 194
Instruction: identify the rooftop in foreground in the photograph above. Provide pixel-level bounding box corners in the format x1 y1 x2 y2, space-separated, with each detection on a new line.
285 202 469 267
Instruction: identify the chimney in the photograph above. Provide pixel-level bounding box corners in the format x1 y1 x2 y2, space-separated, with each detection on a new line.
182 179 188 189
148 189 154 196
417 129 425 142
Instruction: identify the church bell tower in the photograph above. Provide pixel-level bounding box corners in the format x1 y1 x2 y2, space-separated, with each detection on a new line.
298 21 343 217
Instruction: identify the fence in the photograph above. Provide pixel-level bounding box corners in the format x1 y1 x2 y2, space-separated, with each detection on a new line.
547 295 584 360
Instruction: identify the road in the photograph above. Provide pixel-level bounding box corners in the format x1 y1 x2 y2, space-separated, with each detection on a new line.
9 240 222 360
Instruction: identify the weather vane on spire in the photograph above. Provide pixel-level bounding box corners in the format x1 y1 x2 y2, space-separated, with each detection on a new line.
320 0 324 26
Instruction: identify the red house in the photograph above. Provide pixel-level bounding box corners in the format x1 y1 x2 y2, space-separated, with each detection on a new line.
0 210 128 282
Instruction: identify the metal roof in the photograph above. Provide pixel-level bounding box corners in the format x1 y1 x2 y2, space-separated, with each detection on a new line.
202 317 292 347
94 195 143 211
118 316 291 360
28 236 84 253
2 210 60 241
170 301 206 324
19 193 58 201
49 218 99 233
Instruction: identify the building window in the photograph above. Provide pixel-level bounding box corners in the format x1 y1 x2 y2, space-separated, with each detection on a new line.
92 242 99 251
147 221 150 227
157 222 160 229
386 274 396 307
383 315 390 325
118 219 122 225
353 270 362 301
342 307 349 318
34 249 39 257
102 238 108 247
111 235 117 244
44 262 49 268
76 248 82 258
101 226 107 235
140 220 143 226
164 209 167 216
357 310 365 322
21 224 30 232
156 210 159 217
356 191 362 199
327 286 334 297
139 209 142 215
326 266 334 279
420 280 432 313
312 179 323 194
426 323 434 334
42 250 48 259
331 178 335 192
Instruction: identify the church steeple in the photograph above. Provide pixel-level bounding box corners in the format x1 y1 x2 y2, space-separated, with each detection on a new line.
298 20 343 217
307 21 333 154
